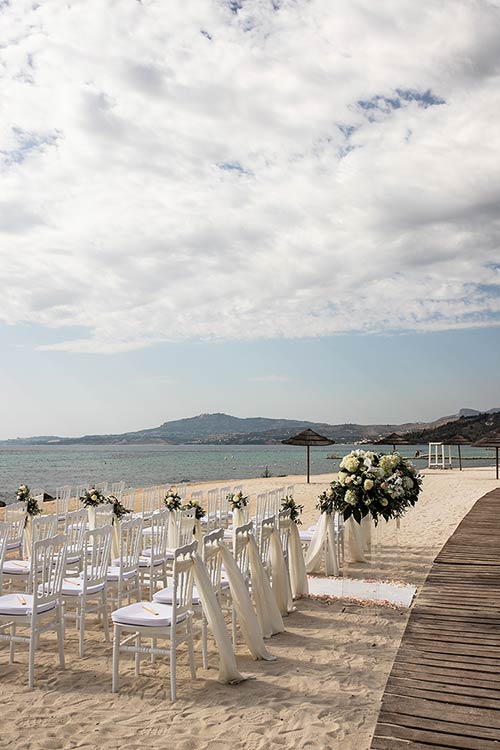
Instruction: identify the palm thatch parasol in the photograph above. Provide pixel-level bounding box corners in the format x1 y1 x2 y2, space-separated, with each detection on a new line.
473 431 500 479
375 432 409 452
282 428 335 484
446 434 471 471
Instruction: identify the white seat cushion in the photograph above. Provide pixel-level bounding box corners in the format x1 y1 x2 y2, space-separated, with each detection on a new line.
299 530 315 542
0 593 56 617
106 566 138 582
3 559 31 575
61 578 105 596
5 540 22 550
141 548 174 560
153 585 200 606
138 556 165 568
111 601 187 627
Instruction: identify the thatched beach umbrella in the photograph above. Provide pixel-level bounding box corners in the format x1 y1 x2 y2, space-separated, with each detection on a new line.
282 429 334 484
473 431 500 480
447 434 470 471
375 432 408 452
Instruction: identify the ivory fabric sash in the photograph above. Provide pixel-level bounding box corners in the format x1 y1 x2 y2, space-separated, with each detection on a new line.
191 554 253 684
347 517 367 563
270 529 293 615
288 522 309 597
22 516 32 559
166 510 178 549
219 543 276 661
247 536 284 638
305 512 338 576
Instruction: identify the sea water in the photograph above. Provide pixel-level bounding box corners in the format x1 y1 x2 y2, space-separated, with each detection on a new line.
0 442 495 504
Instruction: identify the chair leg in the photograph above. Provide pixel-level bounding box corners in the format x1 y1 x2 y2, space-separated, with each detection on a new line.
151 637 156 664
9 623 15 663
102 591 110 643
112 624 120 693
187 618 196 680
201 616 208 670
135 634 141 676
78 603 85 658
28 631 36 689
170 637 176 701
58 606 66 669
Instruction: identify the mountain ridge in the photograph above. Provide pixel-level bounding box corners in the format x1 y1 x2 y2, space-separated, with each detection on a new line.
2 408 497 445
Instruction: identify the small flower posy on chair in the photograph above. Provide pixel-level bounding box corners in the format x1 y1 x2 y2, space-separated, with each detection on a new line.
163 489 182 511
17 484 42 517
227 491 249 511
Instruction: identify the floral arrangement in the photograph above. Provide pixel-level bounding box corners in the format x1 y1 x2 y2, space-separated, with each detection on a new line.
107 495 132 521
317 450 422 524
227 490 249 510
16 484 42 517
81 488 106 508
163 489 182 511
280 495 304 525
183 498 206 520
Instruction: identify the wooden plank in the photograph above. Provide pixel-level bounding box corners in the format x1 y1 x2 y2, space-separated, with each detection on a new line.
370 489 500 750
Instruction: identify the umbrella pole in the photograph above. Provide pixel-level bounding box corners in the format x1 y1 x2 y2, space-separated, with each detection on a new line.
458 444 462 471
307 445 310 484
497 447 499 481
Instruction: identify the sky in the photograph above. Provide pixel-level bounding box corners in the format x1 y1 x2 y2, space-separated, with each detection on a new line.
1 0 500 438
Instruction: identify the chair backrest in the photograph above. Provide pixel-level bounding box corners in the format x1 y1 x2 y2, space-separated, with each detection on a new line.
171 540 197 622
258 516 275 568
286 485 294 497
64 508 88 554
55 486 71 516
148 510 168 562
75 484 89 506
118 517 143 575
267 490 279 517
4 515 25 550
232 484 243 494
255 493 269 545
178 508 196 547
202 528 224 594
189 490 203 505
111 480 125 498
85 525 112 587
32 514 58 544
32 533 67 611
206 489 219 532
95 504 114 528
0 521 9 593
5 501 27 523
121 488 135 510
176 484 187 501
137 487 155 519
95 481 108 493
234 522 252 579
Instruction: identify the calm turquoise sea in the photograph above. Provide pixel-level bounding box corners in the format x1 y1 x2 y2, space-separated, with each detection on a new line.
0 443 496 504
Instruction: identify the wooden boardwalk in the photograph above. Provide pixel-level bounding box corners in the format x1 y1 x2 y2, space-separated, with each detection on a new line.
371 488 500 750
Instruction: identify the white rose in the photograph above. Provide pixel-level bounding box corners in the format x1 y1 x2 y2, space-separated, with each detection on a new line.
91 493 98 501
326 486 334 497
338 471 347 485
345 489 357 506
364 479 374 491
380 498 388 507
344 457 360 473
345 476 352 485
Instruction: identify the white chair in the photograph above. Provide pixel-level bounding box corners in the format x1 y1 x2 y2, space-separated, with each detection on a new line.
0 533 67 688
111 481 125 498
135 487 155 525
63 509 88 572
3 515 58 591
55 486 71 520
223 522 252 643
0 522 9 594
95 481 108 494
63 525 112 657
218 491 231 528
205 490 219 533
139 511 168 599
176 484 187 502
258 516 275 575
107 517 142 608
112 541 197 700
3 504 26 558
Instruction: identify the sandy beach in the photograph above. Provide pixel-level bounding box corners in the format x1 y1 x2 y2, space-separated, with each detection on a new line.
1 468 498 750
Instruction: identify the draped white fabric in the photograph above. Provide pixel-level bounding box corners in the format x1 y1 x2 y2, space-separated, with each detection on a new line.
305 512 338 576
361 515 372 550
87 507 96 531
247 536 284 638
193 518 203 544
112 521 120 559
166 510 178 548
270 529 293 615
288 522 309 597
232 507 247 530
347 517 367 563
218 543 276 661
22 516 32 558
191 554 253 684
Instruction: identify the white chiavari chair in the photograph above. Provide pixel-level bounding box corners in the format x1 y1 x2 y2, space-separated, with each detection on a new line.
205 489 219 533
94 504 114 528
112 540 197 700
0 522 9 595
258 516 275 575
63 525 112 656
63 508 88 572
138 510 168 599
3 515 58 591
55 486 71 520
0 533 67 687
111 480 126 498
4 503 26 558
95 481 108 494
106 517 142 608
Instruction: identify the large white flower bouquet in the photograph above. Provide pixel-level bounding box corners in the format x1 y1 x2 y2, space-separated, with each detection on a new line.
318 449 422 524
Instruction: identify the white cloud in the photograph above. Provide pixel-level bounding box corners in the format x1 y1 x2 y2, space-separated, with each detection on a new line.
1 0 500 353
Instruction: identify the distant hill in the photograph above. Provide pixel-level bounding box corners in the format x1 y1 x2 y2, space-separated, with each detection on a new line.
2 409 494 446
404 411 500 444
